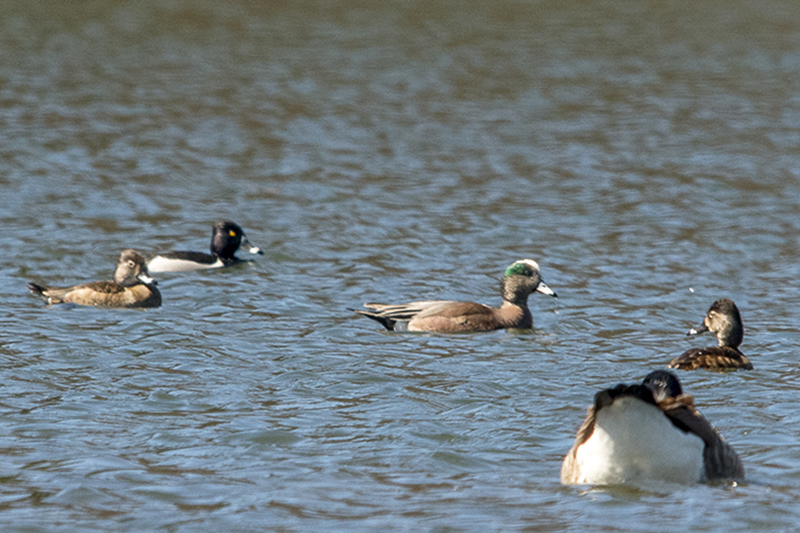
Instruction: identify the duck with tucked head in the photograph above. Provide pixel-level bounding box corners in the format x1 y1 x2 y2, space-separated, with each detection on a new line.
147 220 263 273
668 298 752 371
354 259 557 333
28 249 161 308
560 370 744 485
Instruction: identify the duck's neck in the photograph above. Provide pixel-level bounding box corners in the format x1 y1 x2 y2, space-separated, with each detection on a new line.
717 321 743 348
212 237 239 260
501 277 531 307
498 300 532 328
114 271 136 287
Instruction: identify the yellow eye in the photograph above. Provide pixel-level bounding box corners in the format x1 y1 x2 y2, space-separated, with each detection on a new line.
128 261 136 268
229 230 237 237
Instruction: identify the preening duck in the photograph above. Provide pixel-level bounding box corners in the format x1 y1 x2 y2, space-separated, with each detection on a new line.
560 370 744 485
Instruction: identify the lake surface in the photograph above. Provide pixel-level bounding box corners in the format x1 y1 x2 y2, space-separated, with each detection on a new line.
2 0 800 531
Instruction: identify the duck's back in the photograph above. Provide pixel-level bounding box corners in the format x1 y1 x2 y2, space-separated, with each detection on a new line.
567 397 705 485
668 347 753 371
29 280 161 308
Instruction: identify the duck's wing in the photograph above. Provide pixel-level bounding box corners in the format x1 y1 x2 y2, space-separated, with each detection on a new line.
668 347 753 371
658 394 744 480
74 281 127 294
361 301 459 319
27 280 123 305
409 301 514 332
413 301 494 319
354 301 460 331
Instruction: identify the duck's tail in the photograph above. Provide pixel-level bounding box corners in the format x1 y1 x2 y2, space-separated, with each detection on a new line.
27 282 46 295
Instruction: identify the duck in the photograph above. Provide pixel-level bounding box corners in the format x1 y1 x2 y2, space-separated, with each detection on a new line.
146 220 263 273
27 249 161 308
668 298 752 371
354 259 556 333
560 370 744 485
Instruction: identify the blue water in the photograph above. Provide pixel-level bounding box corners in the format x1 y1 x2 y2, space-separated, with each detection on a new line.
2 0 800 531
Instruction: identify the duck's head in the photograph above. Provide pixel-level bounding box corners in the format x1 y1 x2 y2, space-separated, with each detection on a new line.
501 259 557 303
642 370 683 403
688 298 743 348
115 249 156 287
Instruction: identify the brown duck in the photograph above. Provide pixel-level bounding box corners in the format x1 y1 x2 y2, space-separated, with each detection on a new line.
28 249 161 308
561 370 744 485
668 298 752 371
354 259 556 333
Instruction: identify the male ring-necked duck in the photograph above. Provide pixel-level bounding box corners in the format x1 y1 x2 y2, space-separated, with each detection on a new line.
147 220 263 273
354 259 557 333
28 249 161 308
668 298 752 371
560 370 744 485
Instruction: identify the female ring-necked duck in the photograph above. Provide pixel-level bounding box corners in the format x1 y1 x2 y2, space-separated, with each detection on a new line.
27 249 161 308
147 220 263 273
354 259 557 333
560 370 744 485
668 298 752 371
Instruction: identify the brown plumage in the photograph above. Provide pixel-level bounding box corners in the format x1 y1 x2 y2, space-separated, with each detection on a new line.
354 259 556 333
28 249 161 308
668 298 752 371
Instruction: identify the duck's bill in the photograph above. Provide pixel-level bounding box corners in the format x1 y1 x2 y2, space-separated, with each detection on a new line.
536 281 557 297
241 236 264 255
138 273 157 285
687 323 708 336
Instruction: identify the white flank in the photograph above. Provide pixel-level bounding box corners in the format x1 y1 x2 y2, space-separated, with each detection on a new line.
146 256 224 273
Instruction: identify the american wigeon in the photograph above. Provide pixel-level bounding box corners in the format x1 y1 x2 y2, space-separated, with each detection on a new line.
668 298 752 371
147 220 263 273
560 370 744 485
354 259 557 333
28 249 161 308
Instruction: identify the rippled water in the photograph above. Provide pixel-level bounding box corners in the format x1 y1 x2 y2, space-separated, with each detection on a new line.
2 0 800 531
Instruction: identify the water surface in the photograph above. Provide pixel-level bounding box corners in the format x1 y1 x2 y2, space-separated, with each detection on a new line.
1 0 800 531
